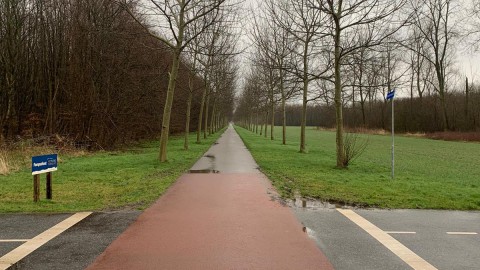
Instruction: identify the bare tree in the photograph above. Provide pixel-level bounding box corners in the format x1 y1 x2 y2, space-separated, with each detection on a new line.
312 0 407 167
0 0 28 140
182 7 238 149
251 1 299 144
271 0 329 153
0 0 224 149
349 36 373 127
195 11 238 142
183 47 200 150
409 0 458 131
466 0 480 49
235 68 266 130
250 36 279 141
121 0 226 161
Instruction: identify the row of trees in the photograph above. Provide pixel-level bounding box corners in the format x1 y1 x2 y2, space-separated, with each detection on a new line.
120 0 239 161
0 0 238 160
264 88 480 133
235 0 480 168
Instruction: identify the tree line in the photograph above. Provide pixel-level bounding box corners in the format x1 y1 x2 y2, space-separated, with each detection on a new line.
235 0 480 168
269 88 480 133
0 0 237 157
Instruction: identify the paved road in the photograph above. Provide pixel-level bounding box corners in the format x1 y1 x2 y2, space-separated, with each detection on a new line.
293 205 480 270
0 211 140 270
2 125 479 269
190 124 259 173
87 125 333 269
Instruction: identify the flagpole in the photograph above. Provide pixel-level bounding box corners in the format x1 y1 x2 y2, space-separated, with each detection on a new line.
391 93 395 179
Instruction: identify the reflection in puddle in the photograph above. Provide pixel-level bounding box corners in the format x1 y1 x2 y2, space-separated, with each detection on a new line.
189 154 217 173
302 226 317 240
287 196 337 209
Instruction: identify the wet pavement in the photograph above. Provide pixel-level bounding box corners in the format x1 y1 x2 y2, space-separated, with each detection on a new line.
87 125 334 269
190 125 259 173
5 125 476 269
293 206 480 270
0 211 140 270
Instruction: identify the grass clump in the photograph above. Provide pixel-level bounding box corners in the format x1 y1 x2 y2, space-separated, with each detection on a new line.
0 150 10 175
0 131 223 213
236 126 480 210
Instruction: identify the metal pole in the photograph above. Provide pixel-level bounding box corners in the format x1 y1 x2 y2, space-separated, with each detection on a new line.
391 96 395 179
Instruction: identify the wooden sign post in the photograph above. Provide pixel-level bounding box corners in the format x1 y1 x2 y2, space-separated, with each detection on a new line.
46 172 52 200
32 154 58 202
33 175 40 202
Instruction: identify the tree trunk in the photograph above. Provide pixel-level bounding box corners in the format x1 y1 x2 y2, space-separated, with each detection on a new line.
204 92 210 139
410 62 415 131
264 110 268 138
260 115 263 136
300 43 309 153
270 97 275 140
197 80 208 143
334 27 345 167
184 81 193 150
209 98 216 135
4 72 16 139
437 71 449 131
282 89 286 145
465 77 469 119
159 47 181 162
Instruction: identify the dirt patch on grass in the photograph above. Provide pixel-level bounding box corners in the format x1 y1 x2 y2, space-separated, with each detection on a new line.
426 132 480 142
315 127 388 135
316 127 480 143
346 127 388 135
404 132 426 138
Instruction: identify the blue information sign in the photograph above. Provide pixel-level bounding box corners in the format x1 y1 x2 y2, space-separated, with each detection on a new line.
386 89 395 100
32 154 58 175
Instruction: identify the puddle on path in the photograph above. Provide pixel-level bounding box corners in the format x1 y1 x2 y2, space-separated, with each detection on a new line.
189 154 218 173
287 197 337 209
285 191 338 210
188 169 219 174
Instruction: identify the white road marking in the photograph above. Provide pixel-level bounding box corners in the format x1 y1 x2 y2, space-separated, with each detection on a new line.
0 240 28 243
338 209 437 270
385 231 417 234
0 212 91 270
446 232 478 235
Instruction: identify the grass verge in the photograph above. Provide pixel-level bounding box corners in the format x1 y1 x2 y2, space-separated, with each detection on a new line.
0 131 224 213
236 126 480 210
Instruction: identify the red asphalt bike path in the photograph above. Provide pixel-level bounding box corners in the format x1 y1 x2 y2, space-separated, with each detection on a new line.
87 127 333 269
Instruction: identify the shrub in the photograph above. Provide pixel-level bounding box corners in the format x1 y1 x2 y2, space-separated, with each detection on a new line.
343 133 369 167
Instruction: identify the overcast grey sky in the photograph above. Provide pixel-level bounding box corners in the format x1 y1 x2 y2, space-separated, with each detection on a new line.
238 0 480 94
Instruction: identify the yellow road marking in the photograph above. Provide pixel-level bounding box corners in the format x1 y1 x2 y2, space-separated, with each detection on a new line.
0 212 91 270
0 240 28 243
446 232 477 235
337 209 437 270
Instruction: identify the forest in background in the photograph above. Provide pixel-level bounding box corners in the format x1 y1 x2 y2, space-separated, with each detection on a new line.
0 0 223 149
276 91 480 133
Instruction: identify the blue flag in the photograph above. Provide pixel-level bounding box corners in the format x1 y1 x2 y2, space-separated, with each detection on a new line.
386 89 395 100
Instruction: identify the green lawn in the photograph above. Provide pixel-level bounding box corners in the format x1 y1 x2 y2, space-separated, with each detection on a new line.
0 132 223 213
236 126 480 210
